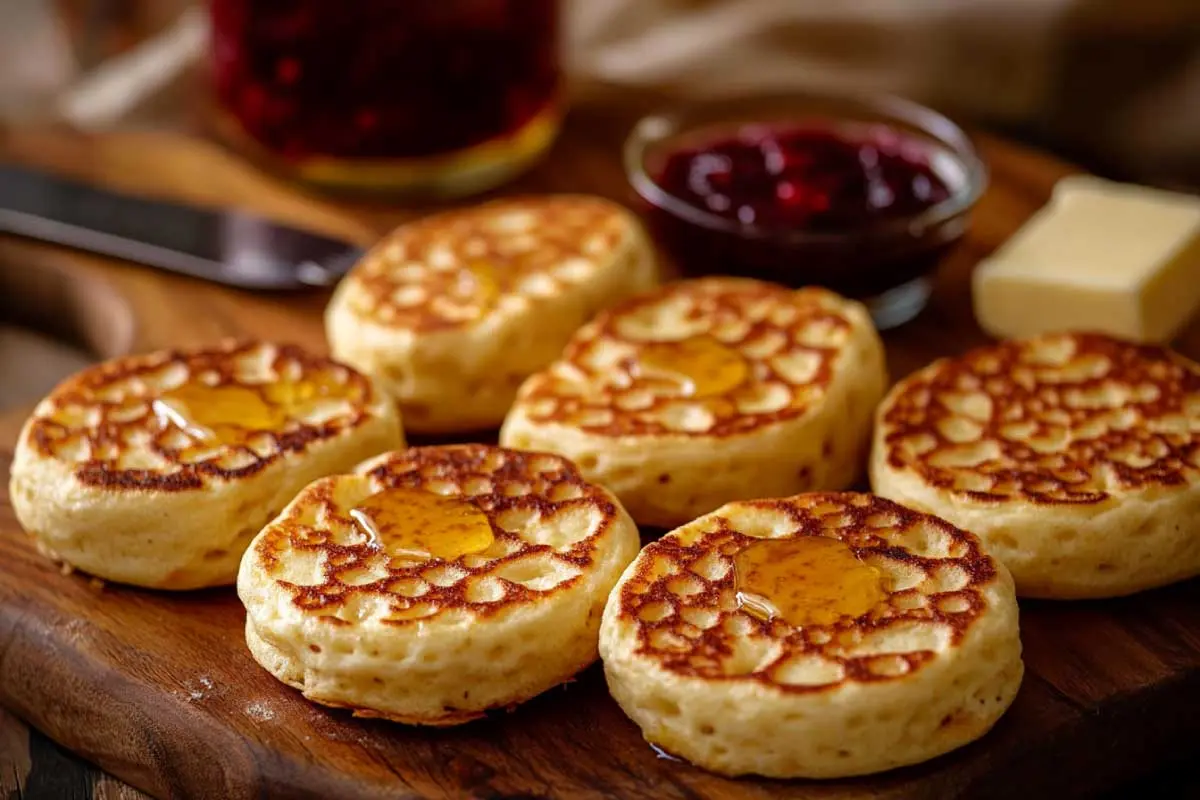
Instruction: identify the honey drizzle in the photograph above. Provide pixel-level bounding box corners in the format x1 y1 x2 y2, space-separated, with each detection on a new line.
152 375 359 448
464 260 500 306
349 487 494 561
733 537 886 627
634 335 749 398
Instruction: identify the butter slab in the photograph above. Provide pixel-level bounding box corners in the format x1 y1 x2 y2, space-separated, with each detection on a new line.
973 175 1200 343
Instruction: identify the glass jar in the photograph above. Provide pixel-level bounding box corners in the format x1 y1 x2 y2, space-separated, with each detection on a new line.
208 0 562 196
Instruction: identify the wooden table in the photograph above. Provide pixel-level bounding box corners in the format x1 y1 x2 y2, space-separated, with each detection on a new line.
1 98 1200 799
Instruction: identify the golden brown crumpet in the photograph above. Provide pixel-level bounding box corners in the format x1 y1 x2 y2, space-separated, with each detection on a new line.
8 341 403 589
501 278 888 527
325 196 657 433
237 444 640 726
599 492 1022 779
871 332 1200 599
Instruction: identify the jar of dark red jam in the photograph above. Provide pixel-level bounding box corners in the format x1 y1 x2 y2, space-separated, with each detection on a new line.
208 0 562 196
625 93 986 328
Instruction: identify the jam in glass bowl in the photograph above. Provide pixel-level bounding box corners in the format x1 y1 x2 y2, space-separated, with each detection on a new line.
208 0 562 196
625 92 987 329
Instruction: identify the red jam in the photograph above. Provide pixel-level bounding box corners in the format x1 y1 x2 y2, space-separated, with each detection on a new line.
658 124 951 231
208 0 560 173
643 121 967 299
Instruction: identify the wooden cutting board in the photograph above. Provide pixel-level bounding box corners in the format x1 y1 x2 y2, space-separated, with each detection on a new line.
1 114 1199 800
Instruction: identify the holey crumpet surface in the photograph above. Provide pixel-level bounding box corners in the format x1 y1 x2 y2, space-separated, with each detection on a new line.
9 341 403 589
237 444 640 725
871 332 1200 599
325 196 657 434
501 278 888 528
599 492 1022 779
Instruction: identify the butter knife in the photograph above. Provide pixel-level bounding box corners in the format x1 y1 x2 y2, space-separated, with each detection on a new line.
0 163 363 290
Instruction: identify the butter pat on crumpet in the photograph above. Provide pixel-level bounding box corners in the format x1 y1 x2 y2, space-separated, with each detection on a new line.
972 175 1200 343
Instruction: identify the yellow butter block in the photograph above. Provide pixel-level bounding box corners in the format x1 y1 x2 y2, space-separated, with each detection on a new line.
973 175 1200 343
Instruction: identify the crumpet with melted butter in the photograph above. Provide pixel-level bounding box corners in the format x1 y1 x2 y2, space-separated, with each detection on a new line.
599 492 1022 778
237 444 640 725
871 332 1200 598
8 341 403 589
501 278 888 528
325 196 657 434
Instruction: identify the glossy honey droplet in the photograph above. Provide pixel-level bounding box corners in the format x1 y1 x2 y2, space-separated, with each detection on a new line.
463 260 500 311
152 376 358 446
733 537 886 627
635 335 749 397
349 488 494 561
263 372 354 407
153 384 281 445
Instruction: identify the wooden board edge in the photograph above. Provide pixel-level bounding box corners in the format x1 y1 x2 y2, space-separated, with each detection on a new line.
0 595 419 800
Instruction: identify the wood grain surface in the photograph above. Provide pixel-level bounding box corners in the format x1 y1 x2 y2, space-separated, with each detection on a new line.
1 110 1199 800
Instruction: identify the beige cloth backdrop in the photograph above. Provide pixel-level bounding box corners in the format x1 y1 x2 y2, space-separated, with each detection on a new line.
566 0 1200 188
0 1 1194 186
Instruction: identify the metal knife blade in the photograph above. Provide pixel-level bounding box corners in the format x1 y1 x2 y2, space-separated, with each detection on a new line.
0 163 364 291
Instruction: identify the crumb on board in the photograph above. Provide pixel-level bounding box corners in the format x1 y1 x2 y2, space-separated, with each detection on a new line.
183 675 216 702
245 701 276 722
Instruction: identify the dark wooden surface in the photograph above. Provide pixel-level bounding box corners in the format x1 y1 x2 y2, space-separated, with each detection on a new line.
1 109 1200 800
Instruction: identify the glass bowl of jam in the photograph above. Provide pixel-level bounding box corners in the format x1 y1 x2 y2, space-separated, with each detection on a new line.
625 92 986 328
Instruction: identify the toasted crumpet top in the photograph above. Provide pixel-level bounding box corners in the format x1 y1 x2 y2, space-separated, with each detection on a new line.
880 333 1200 504
25 341 378 491
514 279 859 437
251 445 623 625
614 493 997 692
343 196 635 331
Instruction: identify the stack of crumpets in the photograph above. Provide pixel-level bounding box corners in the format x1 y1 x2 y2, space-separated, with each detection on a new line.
599 492 1023 778
238 444 640 724
9 341 403 589
872 332 1200 599
502 277 887 527
326 196 658 434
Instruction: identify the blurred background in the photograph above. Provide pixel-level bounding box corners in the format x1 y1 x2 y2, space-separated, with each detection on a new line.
1 0 1197 187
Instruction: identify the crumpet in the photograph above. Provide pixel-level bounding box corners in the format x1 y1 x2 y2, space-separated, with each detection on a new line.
237 444 640 725
871 332 1200 598
325 196 657 433
501 278 887 528
9 341 403 589
599 492 1022 778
